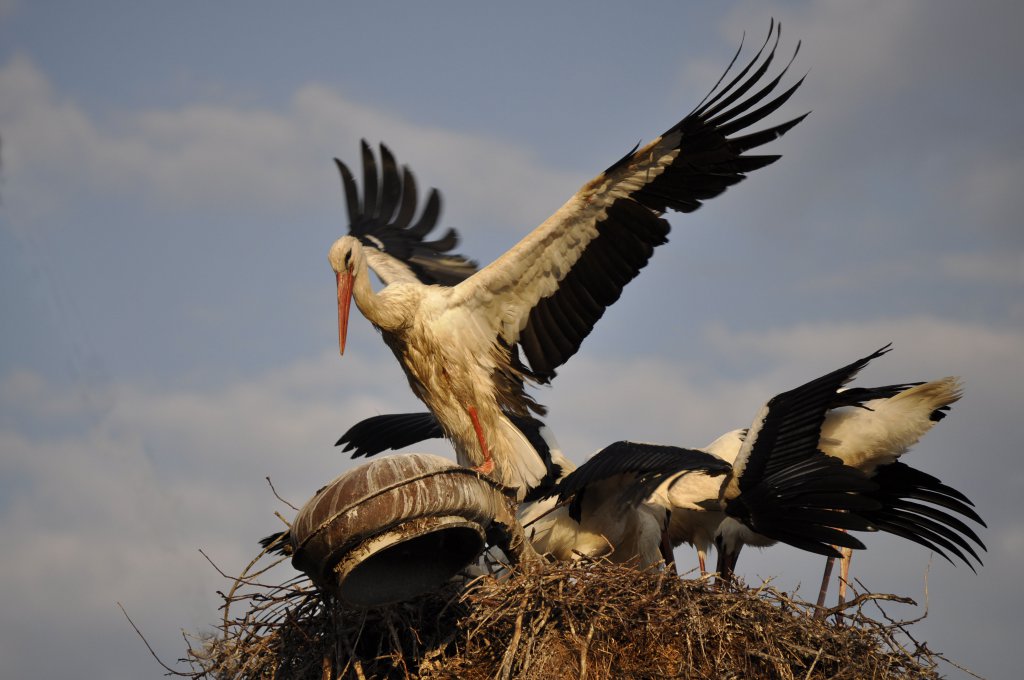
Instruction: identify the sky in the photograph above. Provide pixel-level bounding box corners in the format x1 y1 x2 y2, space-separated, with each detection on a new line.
1 1 1022 677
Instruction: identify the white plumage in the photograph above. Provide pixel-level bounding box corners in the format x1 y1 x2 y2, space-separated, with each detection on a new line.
329 28 805 498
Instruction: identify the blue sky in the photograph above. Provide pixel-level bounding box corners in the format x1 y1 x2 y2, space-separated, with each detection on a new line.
2 2 1022 678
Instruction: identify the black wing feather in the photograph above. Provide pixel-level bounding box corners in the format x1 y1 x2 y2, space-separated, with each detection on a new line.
335 142 478 285
336 412 444 458
377 144 402 223
259 530 292 557
522 26 806 382
859 461 987 568
830 383 924 410
738 345 891 494
697 21 781 120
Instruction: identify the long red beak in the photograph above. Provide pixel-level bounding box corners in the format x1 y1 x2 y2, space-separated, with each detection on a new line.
336 268 354 356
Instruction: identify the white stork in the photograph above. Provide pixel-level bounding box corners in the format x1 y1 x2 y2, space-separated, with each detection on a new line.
542 347 895 569
328 23 806 497
701 376 984 596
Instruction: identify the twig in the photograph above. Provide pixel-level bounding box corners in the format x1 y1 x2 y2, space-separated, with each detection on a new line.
579 621 596 680
803 646 824 679
266 475 300 511
821 591 917 617
118 602 191 677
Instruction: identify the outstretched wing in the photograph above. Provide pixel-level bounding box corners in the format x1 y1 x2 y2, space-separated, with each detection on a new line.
451 21 806 382
724 347 893 557
335 142 478 285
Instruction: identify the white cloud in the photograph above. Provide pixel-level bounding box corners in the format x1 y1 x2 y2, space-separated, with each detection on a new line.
702 315 1024 382
0 57 577 234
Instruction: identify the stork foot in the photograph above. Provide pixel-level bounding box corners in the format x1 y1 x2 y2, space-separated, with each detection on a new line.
472 457 495 475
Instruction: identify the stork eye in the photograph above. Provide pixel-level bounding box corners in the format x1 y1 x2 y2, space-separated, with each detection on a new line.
343 251 352 267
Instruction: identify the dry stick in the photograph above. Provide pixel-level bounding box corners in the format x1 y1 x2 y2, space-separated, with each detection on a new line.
579 622 596 680
199 548 269 633
384 611 411 680
933 653 986 680
118 602 191 677
521 604 550 675
869 597 927 671
266 475 300 511
802 647 827 675
273 510 293 529
821 592 917 618
498 589 531 680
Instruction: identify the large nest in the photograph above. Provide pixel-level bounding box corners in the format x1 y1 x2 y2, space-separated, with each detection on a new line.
160 550 972 679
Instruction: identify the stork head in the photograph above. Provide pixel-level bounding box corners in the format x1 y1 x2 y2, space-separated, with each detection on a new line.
328 236 362 356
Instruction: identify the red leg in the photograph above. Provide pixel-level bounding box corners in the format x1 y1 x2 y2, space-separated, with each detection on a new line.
466 406 494 475
698 550 706 576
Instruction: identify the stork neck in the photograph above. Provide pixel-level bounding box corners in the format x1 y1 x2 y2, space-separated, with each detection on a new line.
350 257 407 332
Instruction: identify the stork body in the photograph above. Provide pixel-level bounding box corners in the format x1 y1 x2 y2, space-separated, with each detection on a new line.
707 376 984 594
336 256 551 491
329 25 806 497
665 429 745 573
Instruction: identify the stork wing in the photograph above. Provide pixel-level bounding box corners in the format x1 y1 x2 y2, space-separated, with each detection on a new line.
723 347 893 557
336 412 444 458
451 22 807 381
550 441 731 521
859 461 987 569
335 142 478 285
733 345 892 492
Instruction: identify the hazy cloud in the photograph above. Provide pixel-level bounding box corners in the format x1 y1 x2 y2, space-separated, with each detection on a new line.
0 57 577 233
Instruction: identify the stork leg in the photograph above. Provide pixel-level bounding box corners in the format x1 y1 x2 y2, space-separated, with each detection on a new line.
698 549 707 577
814 529 853 623
713 536 741 587
466 406 495 475
814 556 837 618
660 528 676 572
836 545 853 621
